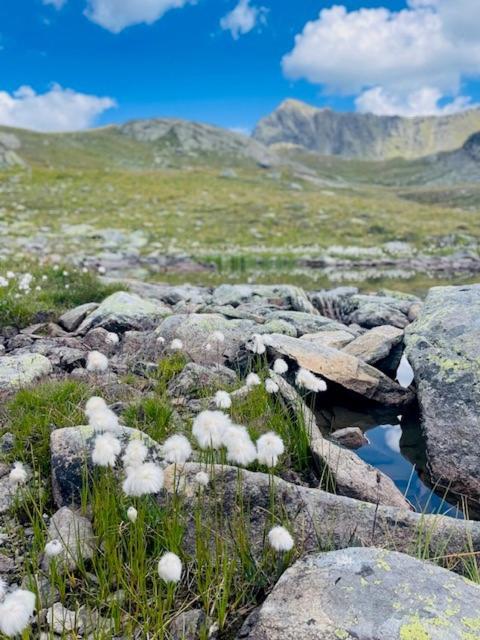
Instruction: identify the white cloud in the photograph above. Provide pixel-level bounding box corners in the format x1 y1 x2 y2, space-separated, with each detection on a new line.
84 0 194 33
356 87 477 117
282 1 480 116
0 85 116 132
220 0 267 40
42 0 67 8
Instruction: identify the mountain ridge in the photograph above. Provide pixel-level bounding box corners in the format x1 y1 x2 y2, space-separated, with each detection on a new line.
253 99 480 161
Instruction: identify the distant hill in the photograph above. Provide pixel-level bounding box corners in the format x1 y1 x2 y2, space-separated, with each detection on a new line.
0 118 275 170
253 99 480 161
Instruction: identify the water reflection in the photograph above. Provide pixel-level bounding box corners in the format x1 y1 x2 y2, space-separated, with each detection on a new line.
316 402 463 518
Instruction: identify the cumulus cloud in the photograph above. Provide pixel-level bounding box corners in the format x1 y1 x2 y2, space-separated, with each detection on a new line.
220 0 267 40
0 85 116 132
282 1 480 116
84 0 194 33
356 87 476 118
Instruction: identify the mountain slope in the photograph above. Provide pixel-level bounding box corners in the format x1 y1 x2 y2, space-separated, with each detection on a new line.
0 118 276 170
253 99 480 161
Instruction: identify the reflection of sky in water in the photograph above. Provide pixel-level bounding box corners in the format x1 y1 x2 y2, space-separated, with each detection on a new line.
357 423 462 517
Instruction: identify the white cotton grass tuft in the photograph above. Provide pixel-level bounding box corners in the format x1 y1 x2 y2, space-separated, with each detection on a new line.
246 372 261 387
85 396 107 419
273 358 288 374
268 526 294 552
224 425 257 467
86 350 109 373
170 339 183 351
105 332 119 345
0 588 36 638
44 539 63 558
210 330 225 343
214 390 231 409
247 333 266 355
9 462 27 486
127 506 138 523
92 433 121 467
295 368 327 393
122 439 148 469
194 471 210 487
158 552 182 583
265 378 279 394
162 434 192 464
257 432 285 468
192 410 231 450
123 463 164 497
88 407 120 433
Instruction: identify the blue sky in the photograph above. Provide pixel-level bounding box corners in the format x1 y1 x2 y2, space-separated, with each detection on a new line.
1 0 479 132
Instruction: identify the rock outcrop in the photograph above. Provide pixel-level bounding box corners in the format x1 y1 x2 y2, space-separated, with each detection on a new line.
253 98 480 160
239 547 480 640
405 284 480 515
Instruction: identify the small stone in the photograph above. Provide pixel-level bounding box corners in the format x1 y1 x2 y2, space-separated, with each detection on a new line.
44 507 96 571
330 427 369 449
47 603 84 635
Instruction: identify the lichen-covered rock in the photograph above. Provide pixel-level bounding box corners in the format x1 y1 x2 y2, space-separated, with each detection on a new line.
156 313 293 368
50 425 164 507
405 284 480 515
345 294 416 329
212 284 318 315
238 547 480 640
59 302 99 332
266 334 413 406
77 291 171 333
0 353 52 390
44 508 95 571
168 362 237 398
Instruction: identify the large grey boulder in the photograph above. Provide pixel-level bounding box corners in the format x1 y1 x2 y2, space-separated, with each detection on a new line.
211 285 318 315
405 284 480 515
58 303 99 332
0 353 52 391
168 362 237 398
267 334 413 406
50 425 164 507
163 463 480 568
77 291 171 334
155 313 294 367
239 547 480 640
345 294 417 329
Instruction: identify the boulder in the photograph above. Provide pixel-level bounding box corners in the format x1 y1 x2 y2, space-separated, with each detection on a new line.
345 294 416 329
0 353 52 391
211 285 318 315
302 330 355 349
50 425 164 507
266 334 413 406
168 362 237 398
239 548 480 640
330 426 368 449
343 325 403 364
44 507 95 571
262 310 352 337
155 313 294 368
77 291 171 334
58 303 99 332
163 463 480 569
405 284 480 515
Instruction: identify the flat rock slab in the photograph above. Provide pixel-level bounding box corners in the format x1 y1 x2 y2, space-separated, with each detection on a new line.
405 284 480 514
77 291 171 334
0 353 52 391
302 330 355 349
267 334 413 406
165 463 480 569
51 425 164 507
343 325 404 365
59 302 99 332
239 547 480 640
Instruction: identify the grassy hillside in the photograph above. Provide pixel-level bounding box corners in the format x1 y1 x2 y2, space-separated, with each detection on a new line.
0 120 479 292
